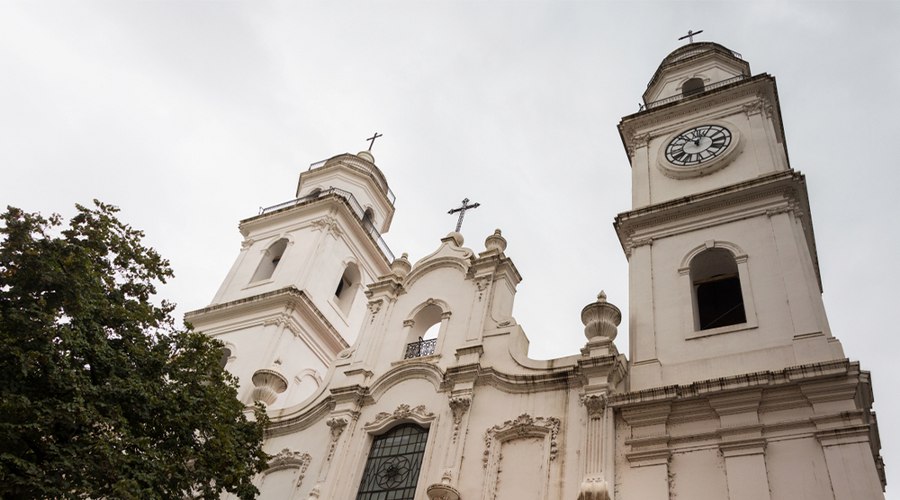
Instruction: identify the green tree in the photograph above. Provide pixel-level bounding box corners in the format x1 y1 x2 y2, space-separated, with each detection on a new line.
0 201 269 499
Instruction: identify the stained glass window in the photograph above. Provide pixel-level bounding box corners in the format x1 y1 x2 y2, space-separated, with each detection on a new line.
356 424 429 500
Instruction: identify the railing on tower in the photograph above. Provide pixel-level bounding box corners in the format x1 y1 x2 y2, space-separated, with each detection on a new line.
404 338 437 359
307 159 396 205
259 187 395 261
640 74 747 111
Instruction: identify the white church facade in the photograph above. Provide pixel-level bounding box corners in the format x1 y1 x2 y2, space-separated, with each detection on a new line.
186 42 886 500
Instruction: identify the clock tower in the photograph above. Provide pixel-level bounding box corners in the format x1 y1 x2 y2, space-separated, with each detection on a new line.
612 40 885 499
616 42 843 390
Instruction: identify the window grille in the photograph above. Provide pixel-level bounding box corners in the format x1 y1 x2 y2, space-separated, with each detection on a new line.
356 424 429 500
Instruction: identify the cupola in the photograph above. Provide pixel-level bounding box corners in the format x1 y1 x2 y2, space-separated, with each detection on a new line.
642 42 751 108
295 151 396 233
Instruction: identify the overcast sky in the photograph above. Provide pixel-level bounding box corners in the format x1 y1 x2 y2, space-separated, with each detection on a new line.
1 0 898 495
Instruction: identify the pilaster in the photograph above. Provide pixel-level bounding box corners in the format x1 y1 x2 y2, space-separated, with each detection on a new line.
710 390 771 500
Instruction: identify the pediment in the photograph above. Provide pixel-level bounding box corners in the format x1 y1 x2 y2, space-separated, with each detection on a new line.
404 233 474 288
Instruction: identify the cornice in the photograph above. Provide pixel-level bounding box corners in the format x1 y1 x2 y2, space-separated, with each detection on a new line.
475 366 581 394
609 359 854 408
239 193 392 267
265 395 336 438
614 170 821 288
184 286 349 356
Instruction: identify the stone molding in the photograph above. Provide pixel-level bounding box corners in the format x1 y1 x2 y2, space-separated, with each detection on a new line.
368 362 444 403
481 413 561 500
264 448 312 491
476 366 579 394
482 413 561 468
364 404 435 433
266 448 312 473
616 172 808 247
609 359 853 407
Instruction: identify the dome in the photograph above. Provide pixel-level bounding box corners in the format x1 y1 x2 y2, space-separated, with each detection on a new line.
645 42 747 91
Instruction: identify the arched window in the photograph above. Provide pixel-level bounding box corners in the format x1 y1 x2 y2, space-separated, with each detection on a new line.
334 262 361 314
690 248 746 330
683 77 705 96
250 238 288 283
362 208 375 229
404 303 443 359
356 424 429 500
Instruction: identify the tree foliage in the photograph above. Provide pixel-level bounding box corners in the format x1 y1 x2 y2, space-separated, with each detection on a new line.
0 201 269 499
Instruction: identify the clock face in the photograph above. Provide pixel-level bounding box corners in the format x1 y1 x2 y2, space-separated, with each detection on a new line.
665 125 732 167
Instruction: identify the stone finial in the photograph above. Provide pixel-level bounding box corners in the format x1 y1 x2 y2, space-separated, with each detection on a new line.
357 150 375 163
391 252 412 278
580 290 621 343
445 231 464 246
484 229 507 253
250 368 288 405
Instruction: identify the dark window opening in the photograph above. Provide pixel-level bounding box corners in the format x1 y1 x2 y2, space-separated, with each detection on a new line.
696 276 746 329
250 238 288 282
335 276 350 298
690 248 746 331
334 263 361 314
683 77 705 96
356 424 429 500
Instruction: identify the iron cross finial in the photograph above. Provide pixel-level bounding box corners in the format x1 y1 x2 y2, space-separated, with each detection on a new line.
448 197 481 233
365 132 383 151
678 29 704 43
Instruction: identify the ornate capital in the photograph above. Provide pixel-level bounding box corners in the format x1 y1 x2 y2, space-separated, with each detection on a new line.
327 417 348 440
449 396 472 424
580 393 608 418
325 417 349 461
475 275 492 301
311 216 343 238
449 396 472 443
742 100 764 117
367 299 384 321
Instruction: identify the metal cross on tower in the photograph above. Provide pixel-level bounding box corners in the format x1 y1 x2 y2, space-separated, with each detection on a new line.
678 29 704 43
366 132 383 151
448 198 480 232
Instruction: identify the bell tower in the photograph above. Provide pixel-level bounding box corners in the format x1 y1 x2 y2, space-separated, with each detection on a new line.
186 150 394 409
615 42 844 390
